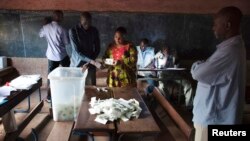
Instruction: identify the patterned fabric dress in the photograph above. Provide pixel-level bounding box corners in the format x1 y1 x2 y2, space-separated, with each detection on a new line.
103 42 137 87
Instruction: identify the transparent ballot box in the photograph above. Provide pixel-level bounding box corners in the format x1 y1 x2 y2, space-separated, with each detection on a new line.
48 67 88 121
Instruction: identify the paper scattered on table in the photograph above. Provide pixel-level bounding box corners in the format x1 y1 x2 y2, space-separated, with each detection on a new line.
0 86 16 97
9 74 41 90
89 97 142 124
96 87 108 92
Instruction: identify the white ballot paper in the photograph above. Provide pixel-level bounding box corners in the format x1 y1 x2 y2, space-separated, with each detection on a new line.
0 86 17 104
0 86 16 97
89 97 142 124
9 75 41 90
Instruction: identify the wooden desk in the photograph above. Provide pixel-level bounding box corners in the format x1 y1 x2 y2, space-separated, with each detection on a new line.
0 78 43 140
137 68 186 80
112 87 161 141
138 68 191 105
73 86 116 141
0 78 42 117
73 86 160 141
0 67 19 86
138 68 186 71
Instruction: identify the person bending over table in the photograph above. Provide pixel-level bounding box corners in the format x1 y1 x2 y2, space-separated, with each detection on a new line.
102 27 137 87
155 46 194 108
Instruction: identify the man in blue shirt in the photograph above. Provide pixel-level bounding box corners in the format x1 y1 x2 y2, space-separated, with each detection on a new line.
191 6 246 141
39 10 70 102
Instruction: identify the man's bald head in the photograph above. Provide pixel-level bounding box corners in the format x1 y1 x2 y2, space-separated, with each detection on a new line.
216 6 242 31
213 6 242 40
53 10 63 23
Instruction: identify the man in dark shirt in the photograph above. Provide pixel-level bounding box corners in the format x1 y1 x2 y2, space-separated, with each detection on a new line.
69 12 101 85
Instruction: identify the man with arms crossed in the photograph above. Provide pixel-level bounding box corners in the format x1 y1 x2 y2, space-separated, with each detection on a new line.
191 6 246 141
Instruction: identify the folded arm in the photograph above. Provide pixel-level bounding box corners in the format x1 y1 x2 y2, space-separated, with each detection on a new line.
191 51 229 85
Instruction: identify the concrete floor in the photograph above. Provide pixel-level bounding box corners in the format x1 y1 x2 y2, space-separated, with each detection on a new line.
1 88 250 141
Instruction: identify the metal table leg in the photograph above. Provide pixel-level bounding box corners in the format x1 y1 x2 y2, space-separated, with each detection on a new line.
38 88 41 101
14 96 31 113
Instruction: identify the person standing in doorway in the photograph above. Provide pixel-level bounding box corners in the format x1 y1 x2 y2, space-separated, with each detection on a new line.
191 6 246 141
69 12 101 85
39 10 70 102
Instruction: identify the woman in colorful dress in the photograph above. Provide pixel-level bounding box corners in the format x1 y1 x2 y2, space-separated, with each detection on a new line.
103 27 137 87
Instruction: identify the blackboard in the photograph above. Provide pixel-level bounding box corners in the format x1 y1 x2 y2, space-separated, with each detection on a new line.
0 10 250 60
0 12 23 57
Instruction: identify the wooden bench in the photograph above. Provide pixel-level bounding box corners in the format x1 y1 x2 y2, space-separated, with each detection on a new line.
3 101 44 141
46 122 75 141
151 87 194 141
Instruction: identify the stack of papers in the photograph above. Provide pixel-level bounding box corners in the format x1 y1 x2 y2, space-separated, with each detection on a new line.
9 75 41 90
0 86 16 104
89 97 142 124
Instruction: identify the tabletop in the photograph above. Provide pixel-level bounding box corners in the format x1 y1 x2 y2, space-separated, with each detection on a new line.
138 67 186 71
73 86 116 133
0 78 42 117
112 87 161 134
73 86 160 138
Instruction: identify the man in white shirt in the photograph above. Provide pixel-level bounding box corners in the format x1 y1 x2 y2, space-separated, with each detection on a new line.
39 10 70 102
136 38 156 87
191 6 246 141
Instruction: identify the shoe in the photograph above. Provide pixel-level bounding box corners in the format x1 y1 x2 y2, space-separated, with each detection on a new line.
45 99 51 103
